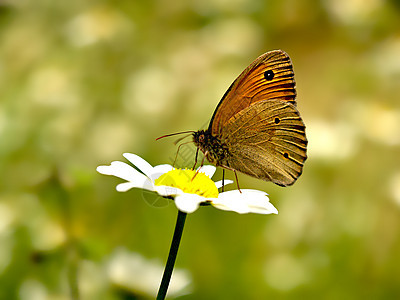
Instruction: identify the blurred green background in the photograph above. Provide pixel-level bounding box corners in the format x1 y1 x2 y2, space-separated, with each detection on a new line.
1 0 400 299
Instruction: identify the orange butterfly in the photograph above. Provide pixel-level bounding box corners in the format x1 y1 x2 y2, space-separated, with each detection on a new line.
192 50 307 186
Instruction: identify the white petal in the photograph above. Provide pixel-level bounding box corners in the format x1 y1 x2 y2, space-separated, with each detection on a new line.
211 189 277 214
197 165 216 178
116 179 155 192
97 161 147 183
154 185 183 197
123 153 154 177
174 193 205 213
214 179 234 189
149 164 174 181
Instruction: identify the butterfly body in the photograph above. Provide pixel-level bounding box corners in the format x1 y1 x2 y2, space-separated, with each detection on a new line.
192 50 307 187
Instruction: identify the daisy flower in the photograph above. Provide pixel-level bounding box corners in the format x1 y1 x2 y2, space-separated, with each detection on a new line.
96 153 278 215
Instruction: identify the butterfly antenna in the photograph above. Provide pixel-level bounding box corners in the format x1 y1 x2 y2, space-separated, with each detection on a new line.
156 131 195 141
173 133 192 145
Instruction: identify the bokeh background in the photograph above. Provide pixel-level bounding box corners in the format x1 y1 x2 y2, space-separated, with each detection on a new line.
1 0 400 299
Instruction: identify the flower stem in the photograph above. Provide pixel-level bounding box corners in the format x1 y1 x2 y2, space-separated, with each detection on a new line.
156 210 187 300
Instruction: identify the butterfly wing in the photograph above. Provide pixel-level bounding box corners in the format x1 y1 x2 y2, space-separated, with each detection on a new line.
210 50 296 136
219 99 307 186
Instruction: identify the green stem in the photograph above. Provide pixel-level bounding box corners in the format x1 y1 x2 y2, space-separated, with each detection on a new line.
156 210 187 300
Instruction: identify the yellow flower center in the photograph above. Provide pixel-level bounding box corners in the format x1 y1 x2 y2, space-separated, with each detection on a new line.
154 169 218 198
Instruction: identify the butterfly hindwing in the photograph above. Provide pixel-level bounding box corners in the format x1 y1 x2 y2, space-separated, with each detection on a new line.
219 99 307 186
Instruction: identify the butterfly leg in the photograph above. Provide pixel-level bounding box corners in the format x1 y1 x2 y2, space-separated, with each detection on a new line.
192 148 199 170
234 170 241 193
222 169 225 193
174 141 192 167
191 150 207 181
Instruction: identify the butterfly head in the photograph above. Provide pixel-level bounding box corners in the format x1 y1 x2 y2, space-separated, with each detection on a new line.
193 130 228 166
192 130 206 151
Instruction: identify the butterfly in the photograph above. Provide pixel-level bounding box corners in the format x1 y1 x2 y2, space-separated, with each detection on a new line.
191 50 307 187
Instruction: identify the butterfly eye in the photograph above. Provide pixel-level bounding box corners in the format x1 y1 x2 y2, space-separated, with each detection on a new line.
264 70 274 81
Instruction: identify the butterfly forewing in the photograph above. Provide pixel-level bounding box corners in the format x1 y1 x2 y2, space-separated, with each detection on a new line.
210 50 296 136
220 99 307 186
